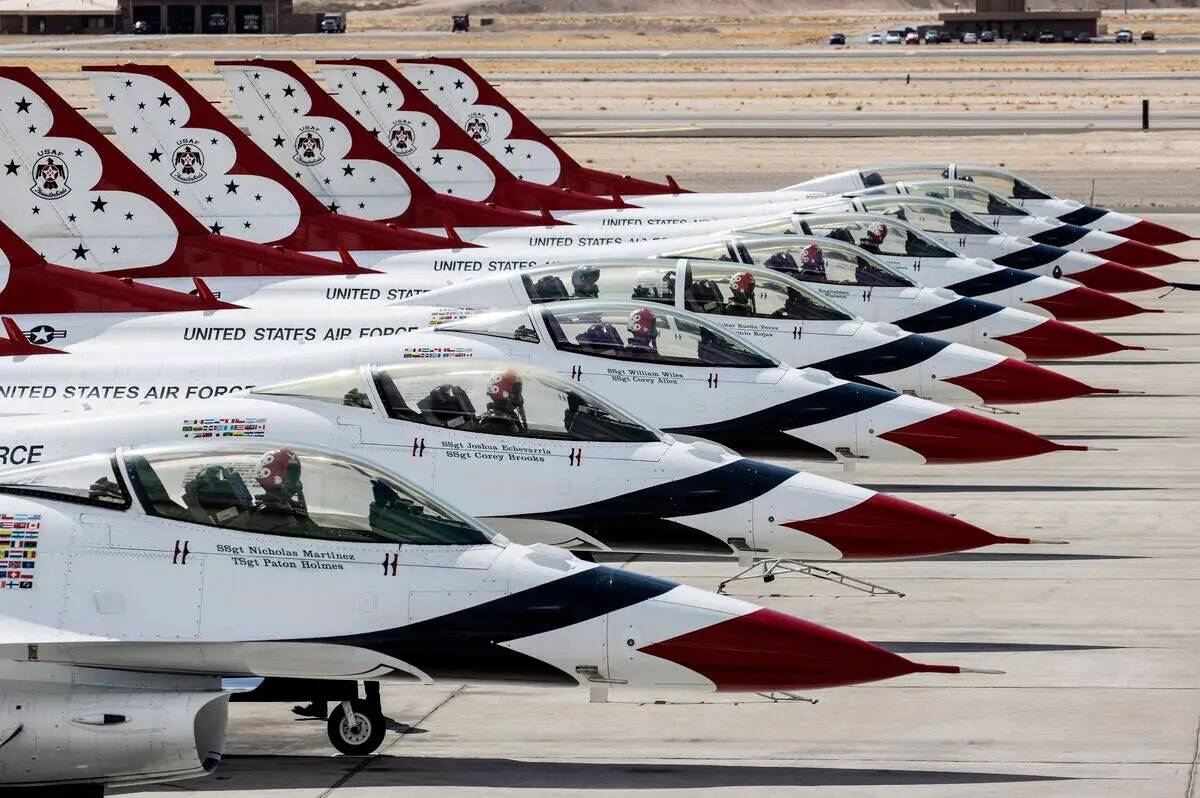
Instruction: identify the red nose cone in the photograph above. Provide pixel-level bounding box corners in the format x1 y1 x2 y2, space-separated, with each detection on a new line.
1028 286 1158 320
782 490 1022 559
1091 240 1185 268
1117 219 1195 246
1056 262 1170 294
640 607 960 691
879 407 1081 464
994 319 1133 359
943 358 1105 404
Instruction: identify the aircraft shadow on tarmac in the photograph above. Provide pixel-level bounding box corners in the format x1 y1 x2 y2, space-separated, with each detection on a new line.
854 483 1163 493
874 641 1122 654
128 755 1070 791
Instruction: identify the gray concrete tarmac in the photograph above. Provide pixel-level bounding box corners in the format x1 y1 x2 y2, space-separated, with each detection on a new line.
113 216 1200 797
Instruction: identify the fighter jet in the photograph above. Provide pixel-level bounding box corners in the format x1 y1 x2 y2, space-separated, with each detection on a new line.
789 195 1182 295
795 163 1196 245
852 180 1185 268
0 361 1037 566
660 235 1135 360
734 212 1156 321
0 440 974 791
404 261 1108 406
0 299 1074 465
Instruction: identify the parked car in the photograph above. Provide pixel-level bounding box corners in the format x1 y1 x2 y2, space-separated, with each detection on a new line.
939 30 952 43
867 32 883 44
829 32 846 45
1141 29 1156 41
962 32 978 44
884 31 902 44
1115 28 1133 43
1037 30 1056 43
320 12 345 32
1074 31 1092 43
132 18 155 33
924 29 940 44
904 31 919 45
979 29 995 42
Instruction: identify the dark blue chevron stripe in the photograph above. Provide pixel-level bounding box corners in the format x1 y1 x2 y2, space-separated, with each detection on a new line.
1056 206 1108 227
1030 225 1091 247
668 382 899 460
808 334 953 376
893 297 1004 334
992 244 1067 270
504 459 799 554
945 268 1041 297
302 565 678 684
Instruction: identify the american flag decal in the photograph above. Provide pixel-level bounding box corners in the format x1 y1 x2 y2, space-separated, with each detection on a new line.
0 513 39 590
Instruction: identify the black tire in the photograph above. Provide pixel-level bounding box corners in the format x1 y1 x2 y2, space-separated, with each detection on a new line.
327 699 385 755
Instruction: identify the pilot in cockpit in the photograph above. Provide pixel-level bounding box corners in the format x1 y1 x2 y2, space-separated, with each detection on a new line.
799 244 829 282
571 265 601 299
858 222 888 255
626 307 660 354
477 369 527 435
251 447 314 533
725 271 756 317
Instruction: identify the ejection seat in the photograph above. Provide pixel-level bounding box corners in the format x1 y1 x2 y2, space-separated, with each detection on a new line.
684 279 726 315
417 384 478 431
529 274 570 303
182 465 255 528
575 322 625 355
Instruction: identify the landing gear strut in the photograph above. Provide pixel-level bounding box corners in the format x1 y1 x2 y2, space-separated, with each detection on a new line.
717 559 905 597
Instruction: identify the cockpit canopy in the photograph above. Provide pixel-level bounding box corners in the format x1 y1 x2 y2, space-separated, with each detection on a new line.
371 362 661 443
951 166 1053 201
0 443 494 546
862 180 1031 218
516 261 854 323
720 236 913 289
253 362 663 444
853 196 999 236
437 310 540 343
541 300 779 369
793 214 959 259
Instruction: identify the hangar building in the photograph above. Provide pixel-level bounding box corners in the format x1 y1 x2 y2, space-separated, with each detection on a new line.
939 0 1101 41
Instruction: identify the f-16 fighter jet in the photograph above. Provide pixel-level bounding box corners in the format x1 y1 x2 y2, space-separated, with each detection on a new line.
796 163 1196 246
0 300 1075 465
0 441 976 792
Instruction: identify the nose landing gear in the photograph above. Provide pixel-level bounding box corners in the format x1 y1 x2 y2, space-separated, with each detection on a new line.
328 697 386 755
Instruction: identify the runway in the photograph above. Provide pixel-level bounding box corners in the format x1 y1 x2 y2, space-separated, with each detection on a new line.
3 42 1200 60
542 109 1200 137
74 107 1200 139
110 218 1200 798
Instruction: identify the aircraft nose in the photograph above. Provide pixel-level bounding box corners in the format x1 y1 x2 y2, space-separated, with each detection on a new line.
640 606 964 691
1062 261 1172 294
1028 284 1160 320
780 489 1027 559
1091 238 1188 268
879 407 1085 463
1116 218 1196 246
993 318 1136 359
942 357 1107 404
